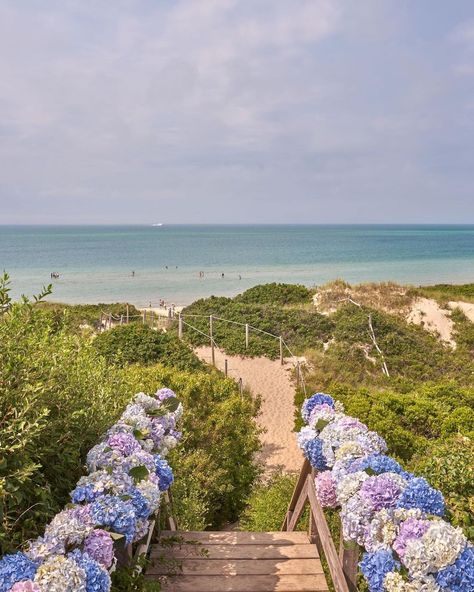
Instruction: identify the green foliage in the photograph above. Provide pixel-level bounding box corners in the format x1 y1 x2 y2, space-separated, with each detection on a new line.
240 474 303 531
94 323 205 371
1 278 261 557
410 437 474 539
235 283 312 306
0 286 131 553
182 296 333 359
450 307 474 357
122 365 262 529
414 283 474 304
296 381 474 539
111 555 161 592
37 301 142 332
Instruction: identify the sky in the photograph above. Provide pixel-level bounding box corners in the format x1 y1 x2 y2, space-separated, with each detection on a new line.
0 0 473 224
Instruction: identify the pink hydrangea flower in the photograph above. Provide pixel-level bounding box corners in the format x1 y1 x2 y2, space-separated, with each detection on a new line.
11 582 41 592
315 471 338 508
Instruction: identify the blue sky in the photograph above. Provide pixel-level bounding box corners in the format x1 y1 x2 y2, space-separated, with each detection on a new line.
0 0 473 224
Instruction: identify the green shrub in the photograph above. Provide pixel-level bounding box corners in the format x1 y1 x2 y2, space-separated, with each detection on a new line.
410 437 474 539
240 474 301 531
122 364 262 529
37 301 142 332
236 283 312 306
94 323 205 371
0 293 131 553
182 296 333 359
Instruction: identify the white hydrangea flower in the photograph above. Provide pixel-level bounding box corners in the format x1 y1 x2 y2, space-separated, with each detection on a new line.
296 426 317 449
34 555 86 592
336 471 369 505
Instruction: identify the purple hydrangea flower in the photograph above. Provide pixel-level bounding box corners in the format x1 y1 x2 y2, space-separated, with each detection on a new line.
84 530 115 568
107 432 141 456
392 518 430 558
155 388 176 401
360 474 403 511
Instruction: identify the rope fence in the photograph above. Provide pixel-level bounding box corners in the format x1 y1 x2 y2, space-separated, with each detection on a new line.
97 307 307 395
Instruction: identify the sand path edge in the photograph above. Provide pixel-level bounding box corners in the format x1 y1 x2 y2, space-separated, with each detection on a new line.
195 346 303 475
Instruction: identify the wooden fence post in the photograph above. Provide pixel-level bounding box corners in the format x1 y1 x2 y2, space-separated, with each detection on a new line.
120 314 123 325
339 530 359 592
126 304 129 324
279 336 284 365
109 313 112 329
178 312 183 339
224 359 228 376
245 323 249 349
238 377 243 398
142 311 145 325
296 361 301 388
210 315 215 366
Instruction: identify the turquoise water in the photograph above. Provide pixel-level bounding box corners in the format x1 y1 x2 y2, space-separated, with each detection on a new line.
1 225 473 306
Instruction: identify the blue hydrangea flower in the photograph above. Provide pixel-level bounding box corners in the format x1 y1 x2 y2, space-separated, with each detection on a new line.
301 393 335 423
0 553 37 592
396 477 445 516
359 550 400 592
71 484 97 504
90 495 137 545
155 456 174 490
436 545 474 592
352 454 405 476
128 489 151 519
302 438 328 470
69 549 111 592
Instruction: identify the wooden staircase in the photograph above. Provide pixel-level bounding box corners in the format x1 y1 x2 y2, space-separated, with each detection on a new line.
147 530 329 592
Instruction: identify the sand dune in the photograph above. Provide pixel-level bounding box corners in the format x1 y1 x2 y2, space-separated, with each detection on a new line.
195 346 303 474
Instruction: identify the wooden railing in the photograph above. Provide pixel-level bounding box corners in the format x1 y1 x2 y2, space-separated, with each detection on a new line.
117 490 177 569
282 459 358 592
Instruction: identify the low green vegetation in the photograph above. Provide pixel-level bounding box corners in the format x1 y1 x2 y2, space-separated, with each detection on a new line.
94 323 205 371
414 282 474 304
235 282 312 306
37 301 142 331
182 289 333 359
0 274 261 560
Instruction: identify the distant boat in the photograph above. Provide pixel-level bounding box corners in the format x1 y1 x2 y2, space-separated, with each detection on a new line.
152 223 163 227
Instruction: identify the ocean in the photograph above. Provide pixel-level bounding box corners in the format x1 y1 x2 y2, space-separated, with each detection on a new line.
1 225 473 306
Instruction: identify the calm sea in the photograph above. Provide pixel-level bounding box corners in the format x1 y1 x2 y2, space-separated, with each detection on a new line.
1 225 473 306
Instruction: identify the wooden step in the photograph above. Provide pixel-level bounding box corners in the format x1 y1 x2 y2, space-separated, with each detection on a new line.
147 531 329 591
149 574 328 591
151 543 319 560
150 558 323 576
158 531 311 545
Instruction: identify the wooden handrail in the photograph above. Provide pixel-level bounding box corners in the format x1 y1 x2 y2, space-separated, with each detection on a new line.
282 461 358 592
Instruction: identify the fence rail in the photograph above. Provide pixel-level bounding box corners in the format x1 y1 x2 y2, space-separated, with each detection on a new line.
98 308 307 395
282 459 357 592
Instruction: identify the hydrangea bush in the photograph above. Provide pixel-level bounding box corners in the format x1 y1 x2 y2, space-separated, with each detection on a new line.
0 388 182 592
297 392 474 592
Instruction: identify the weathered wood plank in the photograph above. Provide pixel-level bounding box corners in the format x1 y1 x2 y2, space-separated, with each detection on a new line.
307 479 350 592
148 557 324 576
288 481 308 532
150 574 329 591
151 543 319 560
282 459 312 530
159 531 310 545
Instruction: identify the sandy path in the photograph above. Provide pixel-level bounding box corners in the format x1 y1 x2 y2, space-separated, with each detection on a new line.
195 346 303 474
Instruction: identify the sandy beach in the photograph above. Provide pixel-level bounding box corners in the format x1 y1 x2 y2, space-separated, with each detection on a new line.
196 346 303 475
